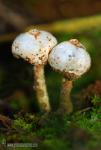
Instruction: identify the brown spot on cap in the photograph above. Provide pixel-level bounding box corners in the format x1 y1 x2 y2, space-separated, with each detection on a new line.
29 30 40 39
51 67 79 80
69 39 85 49
34 31 40 39
64 71 79 80
25 56 32 64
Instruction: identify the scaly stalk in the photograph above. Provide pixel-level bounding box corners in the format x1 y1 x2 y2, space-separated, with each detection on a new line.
60 78 73 113
33 65 51 112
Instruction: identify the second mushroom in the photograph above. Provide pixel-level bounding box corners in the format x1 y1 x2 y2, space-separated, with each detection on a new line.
48 39 91 113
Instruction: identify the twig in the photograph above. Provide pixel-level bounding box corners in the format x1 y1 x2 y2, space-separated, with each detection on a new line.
77 107 92 114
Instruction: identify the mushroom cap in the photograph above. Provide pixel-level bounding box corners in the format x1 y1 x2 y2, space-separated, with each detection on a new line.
48 39 91 79
12 29 57 65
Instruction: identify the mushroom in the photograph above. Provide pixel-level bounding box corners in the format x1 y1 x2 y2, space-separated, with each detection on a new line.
12 29 57 112
48 39 91 113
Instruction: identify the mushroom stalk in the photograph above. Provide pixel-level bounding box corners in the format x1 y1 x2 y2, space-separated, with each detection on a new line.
60 78 73 113
33 65 51 112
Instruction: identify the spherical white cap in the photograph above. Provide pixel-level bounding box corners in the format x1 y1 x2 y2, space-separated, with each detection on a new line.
48 39 91 79
12 29 57 65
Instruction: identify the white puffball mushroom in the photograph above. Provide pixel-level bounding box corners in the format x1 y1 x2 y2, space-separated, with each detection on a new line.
48 39 91 80
48 39 91 113
12 29 57 113
12 29 57 65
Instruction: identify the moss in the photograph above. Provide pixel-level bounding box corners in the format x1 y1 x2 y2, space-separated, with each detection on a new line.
13 118 33 132
0 102 101 149
2 96 98 149
41 139 70 150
